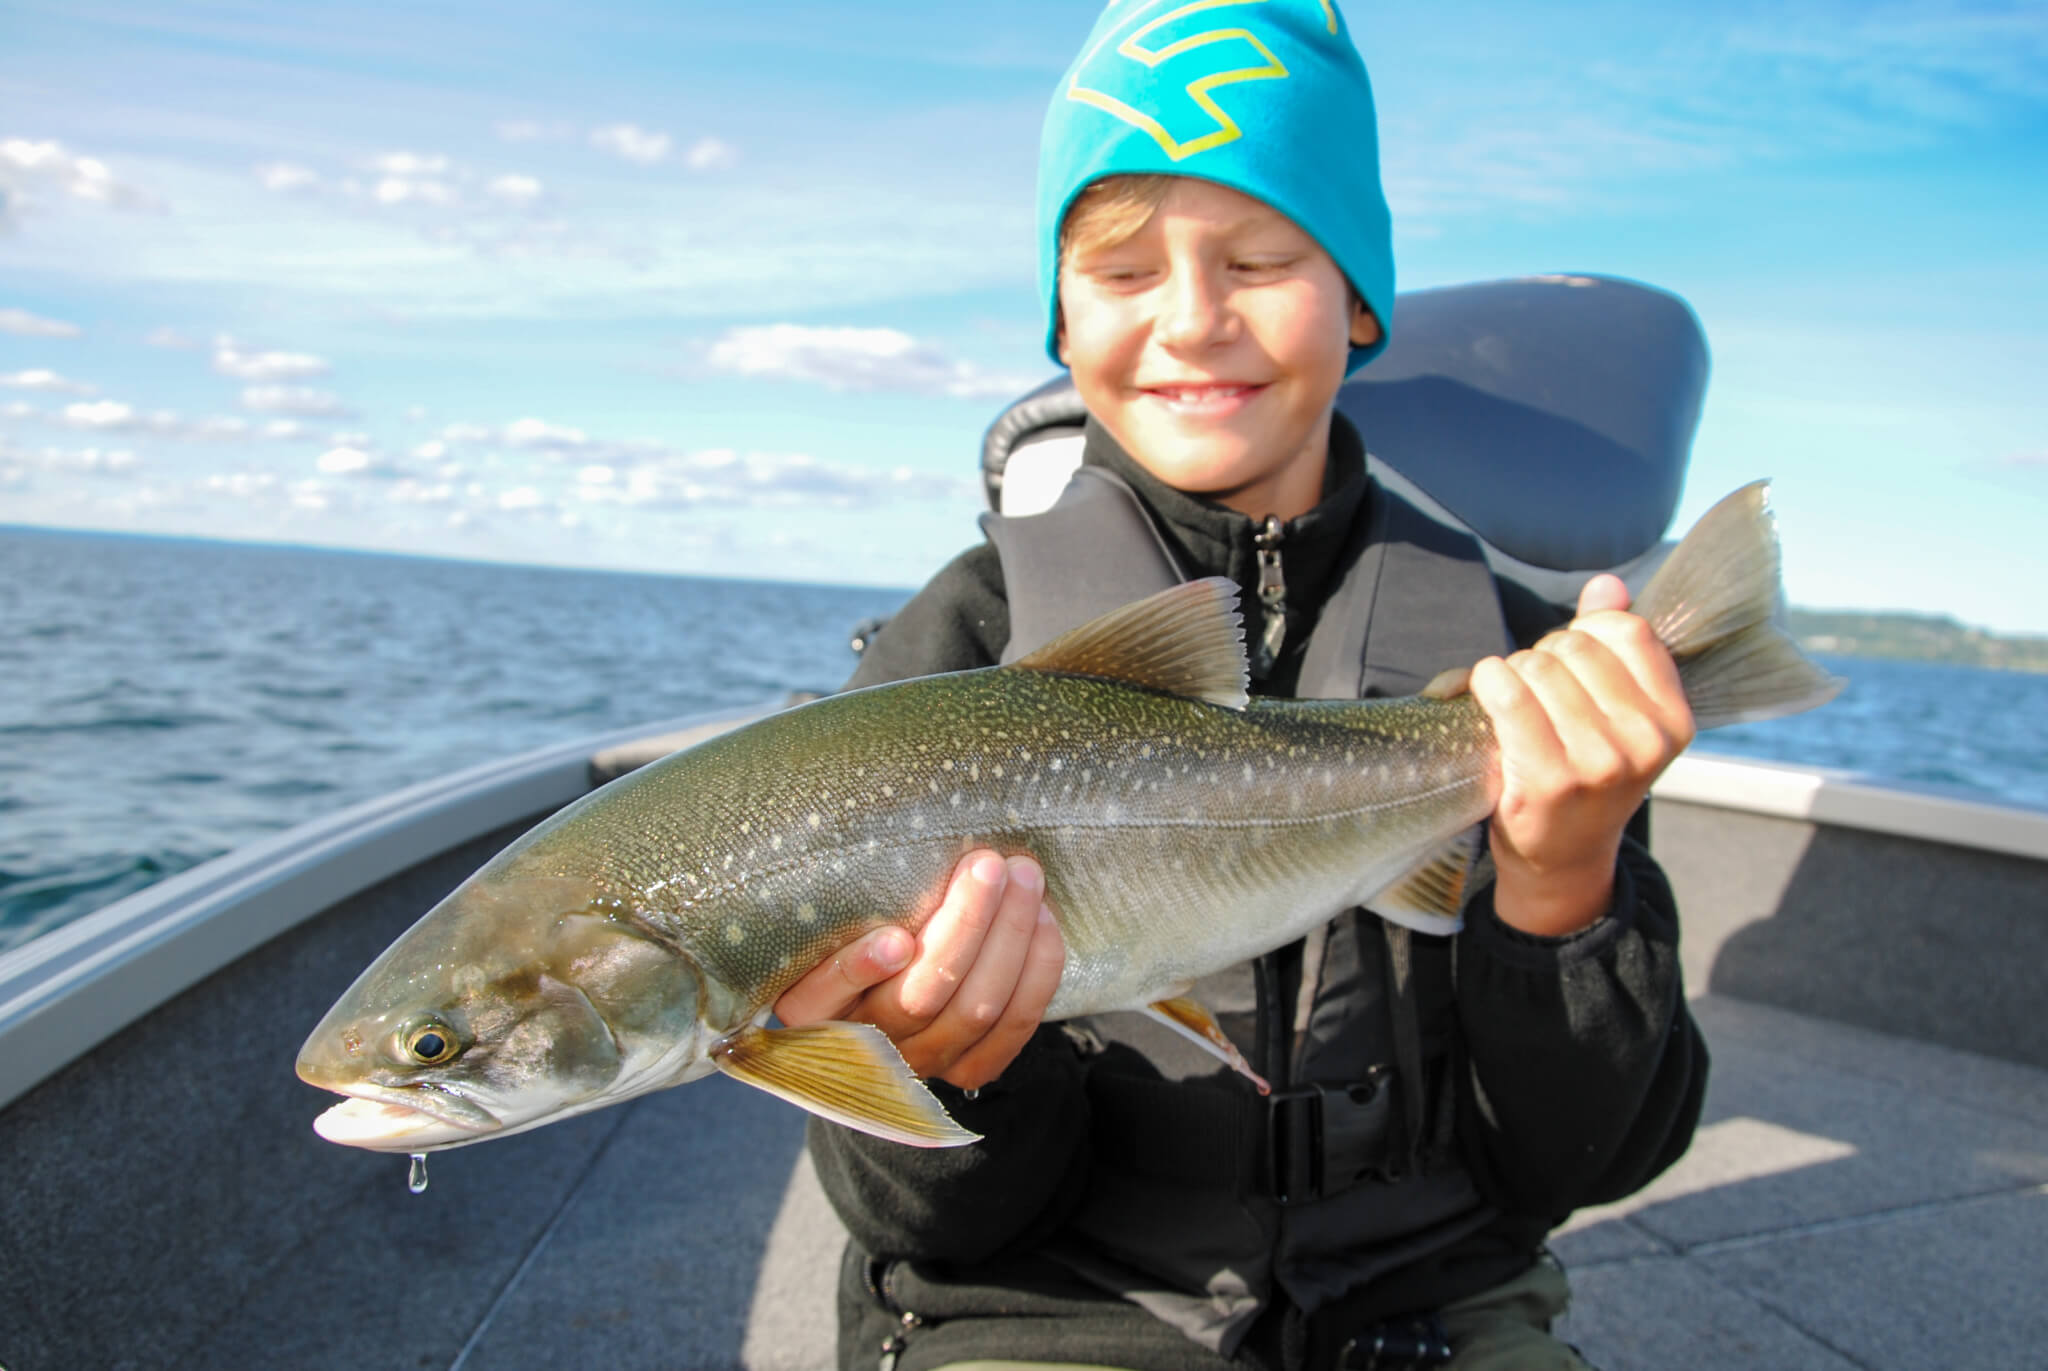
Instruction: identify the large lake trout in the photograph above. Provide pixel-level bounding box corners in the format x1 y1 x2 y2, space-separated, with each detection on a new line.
299 483 1839 1155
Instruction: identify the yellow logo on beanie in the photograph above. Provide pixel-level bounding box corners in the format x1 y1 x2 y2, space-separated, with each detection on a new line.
1066 0 1313 162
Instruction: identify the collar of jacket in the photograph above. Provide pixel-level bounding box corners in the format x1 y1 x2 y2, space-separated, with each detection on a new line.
1078 413 1370 684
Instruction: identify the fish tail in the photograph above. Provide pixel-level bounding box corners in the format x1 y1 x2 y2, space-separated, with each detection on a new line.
1631 481 1845 730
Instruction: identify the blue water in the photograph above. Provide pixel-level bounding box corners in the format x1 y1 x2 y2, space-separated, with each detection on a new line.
3 525 2045 956
0 527 904 955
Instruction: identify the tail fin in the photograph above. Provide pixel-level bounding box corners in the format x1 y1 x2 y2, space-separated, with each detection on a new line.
1633 482 1845 730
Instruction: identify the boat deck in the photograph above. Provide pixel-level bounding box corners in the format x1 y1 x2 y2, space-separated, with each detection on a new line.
157 994 2048 1371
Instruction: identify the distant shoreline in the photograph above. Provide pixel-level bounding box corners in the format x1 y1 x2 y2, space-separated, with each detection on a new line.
1789 610 2048 674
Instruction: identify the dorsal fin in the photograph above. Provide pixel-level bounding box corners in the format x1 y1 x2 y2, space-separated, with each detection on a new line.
1009 576 1249 710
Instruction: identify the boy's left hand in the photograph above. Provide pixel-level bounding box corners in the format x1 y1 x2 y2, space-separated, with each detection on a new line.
1467 574 1695 937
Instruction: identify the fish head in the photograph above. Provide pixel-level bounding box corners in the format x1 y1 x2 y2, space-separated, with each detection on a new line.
297 869 709 1153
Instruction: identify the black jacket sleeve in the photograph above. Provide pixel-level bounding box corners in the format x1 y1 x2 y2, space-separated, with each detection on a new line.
842 542 1010 691
1450 808 1708 1219
809 540 1096 1262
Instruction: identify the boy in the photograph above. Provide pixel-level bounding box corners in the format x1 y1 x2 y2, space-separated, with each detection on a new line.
776 3 1705 1367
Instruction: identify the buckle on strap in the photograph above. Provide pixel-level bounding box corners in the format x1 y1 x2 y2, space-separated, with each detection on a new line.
1266 1066 1395 1204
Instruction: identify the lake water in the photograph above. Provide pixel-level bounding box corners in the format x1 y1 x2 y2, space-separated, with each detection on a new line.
3 525 2044 955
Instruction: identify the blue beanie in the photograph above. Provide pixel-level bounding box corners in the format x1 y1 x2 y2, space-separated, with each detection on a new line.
1038 0 1394 375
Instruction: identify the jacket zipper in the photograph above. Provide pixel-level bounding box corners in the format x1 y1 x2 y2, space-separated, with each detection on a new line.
1252 514 1288 680
870 1260 924 1371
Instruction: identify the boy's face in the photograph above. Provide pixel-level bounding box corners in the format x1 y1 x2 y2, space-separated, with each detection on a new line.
1057 178 1379 521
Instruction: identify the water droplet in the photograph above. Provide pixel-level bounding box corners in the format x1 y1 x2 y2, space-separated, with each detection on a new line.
407 1152 430 1195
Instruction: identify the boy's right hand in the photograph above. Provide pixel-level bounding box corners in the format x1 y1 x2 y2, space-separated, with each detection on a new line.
772 850 1066 1091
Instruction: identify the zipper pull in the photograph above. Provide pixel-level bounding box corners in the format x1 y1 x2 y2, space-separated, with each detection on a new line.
878 1310 923 1371
1252 514 1287 679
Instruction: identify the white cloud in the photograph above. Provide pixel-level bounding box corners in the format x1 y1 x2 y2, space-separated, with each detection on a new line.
439 421 494 443
261 418 307 441
205 470 280 499
1 400 34 420
0 440 140 476
498 485 544 509
315 445 379 475
60 399 151 430
703 324 1038 400
240 385 351 416
590 123 671 165
48 399 264 440
0 306 81 338
486 173 544 206
372 176 459 207
188 415 252 440
368 150 451 177
254 162 320 194
504 415 588 449
0 137 159 213
213 338 332 382
1 368 94 394
495 120 544 143
685 136 738 171
145 326 200 349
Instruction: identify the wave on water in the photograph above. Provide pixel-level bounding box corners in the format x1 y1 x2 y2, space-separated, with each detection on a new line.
0 850 221 948
0 526 910 956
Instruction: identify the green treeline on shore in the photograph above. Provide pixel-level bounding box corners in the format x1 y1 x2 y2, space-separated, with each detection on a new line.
1788 609 2048 673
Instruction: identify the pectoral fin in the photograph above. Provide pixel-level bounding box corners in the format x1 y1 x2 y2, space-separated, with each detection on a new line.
709 1022 979 1148
1143 995 1270 1095
1365 826 1483 934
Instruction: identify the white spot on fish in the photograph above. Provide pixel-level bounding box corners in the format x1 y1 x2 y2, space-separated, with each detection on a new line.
970 763 981 781
1139 743 1153 759
951 792 962 807
942 760 955 771
866 838 878 852
912 815 926 829
725 923 745 944
739 821 751 835
772 834 784 851
1050 759 1063 773
882 785 895 798
808 813 822 829
1243 764 1255 783
992 764 1003 779
796 902 817 924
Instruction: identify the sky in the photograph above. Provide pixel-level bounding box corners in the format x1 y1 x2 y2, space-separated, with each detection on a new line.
2 0 2044 631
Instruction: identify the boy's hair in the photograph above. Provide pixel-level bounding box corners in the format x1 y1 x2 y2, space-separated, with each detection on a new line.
1059 174 1176 265
1038 0 1393 374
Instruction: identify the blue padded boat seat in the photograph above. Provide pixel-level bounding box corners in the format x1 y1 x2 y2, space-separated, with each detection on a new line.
979 274 1707 640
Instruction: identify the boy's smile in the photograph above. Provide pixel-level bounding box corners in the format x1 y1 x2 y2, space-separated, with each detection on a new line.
1057 178 1379 521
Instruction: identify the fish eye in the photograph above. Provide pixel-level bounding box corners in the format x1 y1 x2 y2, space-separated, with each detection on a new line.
402 1020 461 1066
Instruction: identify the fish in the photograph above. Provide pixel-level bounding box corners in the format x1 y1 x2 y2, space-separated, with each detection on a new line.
297 481 1840 1154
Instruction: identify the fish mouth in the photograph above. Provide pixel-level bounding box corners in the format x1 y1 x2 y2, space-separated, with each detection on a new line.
307 1083 503 1153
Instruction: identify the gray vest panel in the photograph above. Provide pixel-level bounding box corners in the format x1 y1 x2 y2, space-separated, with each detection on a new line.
982 465 1511 1347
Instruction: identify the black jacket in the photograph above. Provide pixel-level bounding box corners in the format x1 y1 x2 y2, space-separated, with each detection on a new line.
813 417 1707 1371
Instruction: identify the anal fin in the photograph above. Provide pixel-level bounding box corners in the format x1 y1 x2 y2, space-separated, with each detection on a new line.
1365 826 1483 934
1143 995 1270 1095
710 1022 979 1148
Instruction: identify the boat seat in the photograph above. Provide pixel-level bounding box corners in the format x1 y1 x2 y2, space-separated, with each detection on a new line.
980 273 1708 644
